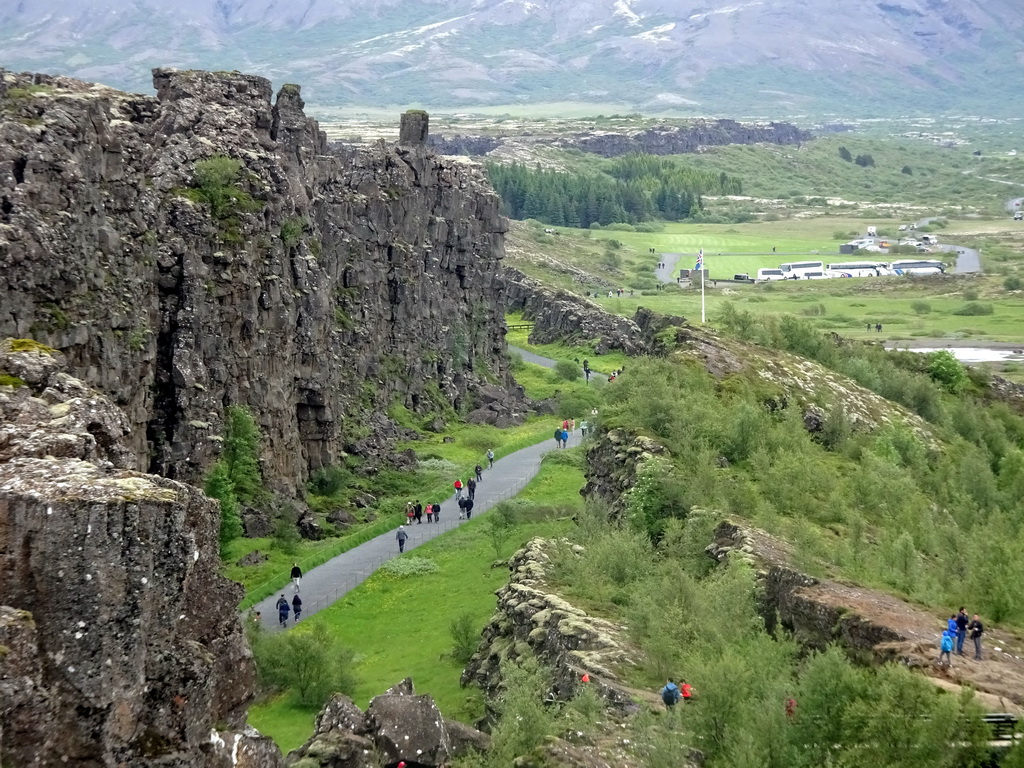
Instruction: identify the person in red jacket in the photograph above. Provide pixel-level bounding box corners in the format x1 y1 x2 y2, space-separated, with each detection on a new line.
454 478 463 500
681 681 694 702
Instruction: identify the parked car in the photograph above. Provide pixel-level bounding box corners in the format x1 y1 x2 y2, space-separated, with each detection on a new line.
1014 211 1022 221
898 224 908 231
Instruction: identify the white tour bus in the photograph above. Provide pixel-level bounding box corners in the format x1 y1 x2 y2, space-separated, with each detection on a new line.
826 261 891 278
779 260 825 279
888 259 946 276
756 268 785 282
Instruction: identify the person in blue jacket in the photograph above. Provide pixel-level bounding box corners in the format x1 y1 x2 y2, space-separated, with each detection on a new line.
661 679 681 709
938 630 954 667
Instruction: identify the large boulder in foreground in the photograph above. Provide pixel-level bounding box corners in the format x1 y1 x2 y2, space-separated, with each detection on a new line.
0 340 281 766
286 679 489 767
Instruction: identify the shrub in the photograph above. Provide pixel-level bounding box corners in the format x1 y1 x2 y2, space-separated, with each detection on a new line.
554 360 582 382
910 301 931 315
927 350 969 393
962 288 979 301
448 612 479 664
222 405 265 504
952 302 994 316
205 462 242 555
1004 276 1023 291
251 623 358 707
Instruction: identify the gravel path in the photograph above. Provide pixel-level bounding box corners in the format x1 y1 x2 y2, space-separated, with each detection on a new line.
252 351 583 631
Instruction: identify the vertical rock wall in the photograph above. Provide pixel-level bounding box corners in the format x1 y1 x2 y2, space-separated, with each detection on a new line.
0 68 513 492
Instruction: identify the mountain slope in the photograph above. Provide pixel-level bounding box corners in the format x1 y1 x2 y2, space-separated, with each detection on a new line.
0 0 1022 114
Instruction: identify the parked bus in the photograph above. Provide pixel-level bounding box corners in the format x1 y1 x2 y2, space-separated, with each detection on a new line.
826 261 891 278
779 260 825 279
888 259 946 276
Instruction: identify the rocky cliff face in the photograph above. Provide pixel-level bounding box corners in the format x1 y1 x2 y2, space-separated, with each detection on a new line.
0 341 276 766
502 268 647 356
0 68 516 493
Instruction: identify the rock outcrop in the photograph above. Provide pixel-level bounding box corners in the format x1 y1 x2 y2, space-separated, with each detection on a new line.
463 539 641 715
0 342 279 766
0 68 520 493
430 119 810 158
580 428 666 520
503 268 647 356
286 678 488 767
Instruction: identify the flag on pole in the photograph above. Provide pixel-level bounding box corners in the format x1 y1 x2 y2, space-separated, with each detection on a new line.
694 248 704 271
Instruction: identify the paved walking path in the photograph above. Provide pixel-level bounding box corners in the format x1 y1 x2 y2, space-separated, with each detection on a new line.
253 354 584 631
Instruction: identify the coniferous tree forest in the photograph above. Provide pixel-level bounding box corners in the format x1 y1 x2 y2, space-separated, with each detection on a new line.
486 155 743 227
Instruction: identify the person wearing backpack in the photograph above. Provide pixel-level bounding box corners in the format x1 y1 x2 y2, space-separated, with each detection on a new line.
276 594 290 628
661 679 681 709
938 630 954 667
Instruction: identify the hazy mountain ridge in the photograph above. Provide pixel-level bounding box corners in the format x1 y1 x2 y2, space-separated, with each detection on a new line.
1 0 1021 114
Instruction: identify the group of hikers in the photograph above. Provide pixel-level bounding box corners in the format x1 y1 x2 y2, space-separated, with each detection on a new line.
660 678 694 708
395 448 498 553
938 606 984 665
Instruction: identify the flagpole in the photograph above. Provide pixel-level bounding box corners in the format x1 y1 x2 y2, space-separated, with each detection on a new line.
700 250 706 324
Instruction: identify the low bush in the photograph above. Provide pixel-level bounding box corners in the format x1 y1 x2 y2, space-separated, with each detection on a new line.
379 557 440 578
952 302 994 316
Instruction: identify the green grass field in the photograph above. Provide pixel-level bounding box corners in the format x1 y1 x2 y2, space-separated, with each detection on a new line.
248 451 587 753
589 275 1024 342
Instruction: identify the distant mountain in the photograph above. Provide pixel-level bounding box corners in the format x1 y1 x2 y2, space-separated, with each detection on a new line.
1 0 1021 115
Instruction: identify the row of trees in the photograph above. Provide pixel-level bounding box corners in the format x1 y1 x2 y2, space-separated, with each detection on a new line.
486 155 743 228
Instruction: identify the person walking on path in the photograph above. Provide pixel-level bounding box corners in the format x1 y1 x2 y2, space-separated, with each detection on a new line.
969 614 984 660
487 449 494 468
276 594 290 628
414 501 423 525
291 563 302 592
406 501 415 525
956 607 969 656
554 428 563 449
396 525 408 553
467 477 477 500
458 497 467 519
661 679 681 709
580 419 589 438
475 464 483 482
426 504 434 523
561 428 569 448
454 479 464 500
292 593 302 623
433 502 441 523
463 497 474 519
938 630 954 667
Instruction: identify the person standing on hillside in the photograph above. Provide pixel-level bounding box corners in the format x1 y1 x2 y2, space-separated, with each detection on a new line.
969 614 984 660
467 477 477 500
938 630 954 667
396 525 408 553
291 593 302 623
681 680 694 702
947 614 958 634
291 562 302 592
276 594 290 628
487 449 495 469
956 607 969 656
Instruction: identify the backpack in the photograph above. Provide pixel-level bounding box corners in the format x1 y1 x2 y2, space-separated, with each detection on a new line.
661 684 680 705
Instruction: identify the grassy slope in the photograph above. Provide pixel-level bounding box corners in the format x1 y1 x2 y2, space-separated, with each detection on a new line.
248 452 586 753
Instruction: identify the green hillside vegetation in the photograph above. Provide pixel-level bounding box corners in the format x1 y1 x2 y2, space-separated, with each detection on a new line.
603 322 1024 625
248 450 587 752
